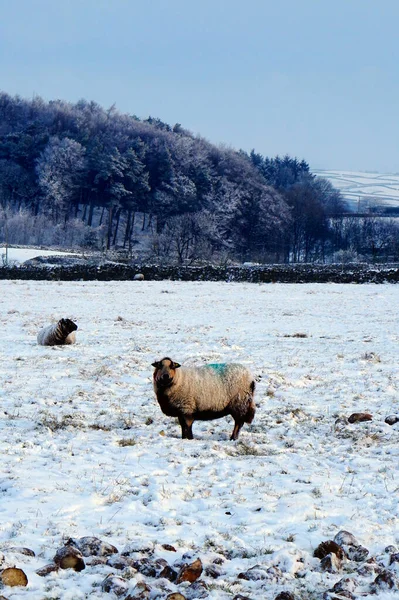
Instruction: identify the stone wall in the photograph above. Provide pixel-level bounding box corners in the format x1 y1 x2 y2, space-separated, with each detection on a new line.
1 263 399 283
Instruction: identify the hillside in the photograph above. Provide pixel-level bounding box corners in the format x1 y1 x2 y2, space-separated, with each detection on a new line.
1 92 399 263
0 92 350 264
314 169 399 212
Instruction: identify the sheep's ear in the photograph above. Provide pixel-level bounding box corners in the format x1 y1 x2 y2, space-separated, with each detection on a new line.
171 361 181 369
152 361 161 368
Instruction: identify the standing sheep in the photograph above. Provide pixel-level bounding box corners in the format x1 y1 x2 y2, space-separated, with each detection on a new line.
37 318 78 346
152 357 256 440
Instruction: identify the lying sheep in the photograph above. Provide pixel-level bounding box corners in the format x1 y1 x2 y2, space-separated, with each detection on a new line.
152 357 256 440
37 318 78 346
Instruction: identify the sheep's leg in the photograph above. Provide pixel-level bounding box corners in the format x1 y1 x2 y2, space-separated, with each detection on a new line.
179 416 194 440
178 417 187 438
230 420 243 441
186 421 194 440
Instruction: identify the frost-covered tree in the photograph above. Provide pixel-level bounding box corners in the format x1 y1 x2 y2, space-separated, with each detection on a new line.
151 211 219 264
36 136 86 221
227 183 291 261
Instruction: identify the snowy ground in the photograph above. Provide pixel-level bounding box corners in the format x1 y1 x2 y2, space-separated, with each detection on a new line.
0 280 398 599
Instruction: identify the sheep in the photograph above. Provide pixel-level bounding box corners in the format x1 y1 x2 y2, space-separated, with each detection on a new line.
152 357 256 440
37 318 78 346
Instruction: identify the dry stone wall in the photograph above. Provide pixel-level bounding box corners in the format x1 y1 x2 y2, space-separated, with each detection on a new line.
0 263 399 283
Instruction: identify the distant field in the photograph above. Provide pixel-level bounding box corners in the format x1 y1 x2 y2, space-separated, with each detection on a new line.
314 169 399 211
0 247 77 265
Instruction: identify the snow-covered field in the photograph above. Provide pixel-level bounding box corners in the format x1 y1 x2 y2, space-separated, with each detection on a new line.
0 280 398 599
314 170 399 211
0 248 78 266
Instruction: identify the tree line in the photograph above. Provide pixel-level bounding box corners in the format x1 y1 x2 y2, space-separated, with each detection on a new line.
0 91 398 264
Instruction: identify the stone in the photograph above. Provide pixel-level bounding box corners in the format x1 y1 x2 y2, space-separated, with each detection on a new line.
323 593 355 600
67 535 118 557
0 568 28 587
205 564 222 578
131 558 157 577
159 564 178 582
155 558 168 570
356 558 384 577
125 582 152 599
101 575 129 596
238 565 267 581
162 544 177 552
348 412 372 423
7 547 35 557
53 545 85 571
107 555 136 570
346 545 369 562
385 415 399 426
121 566 137 580
238 564 283 582
185 581 208 599
333 531 359 547
320 553 342 573
314 540 345 560
371 570 398 591
36 563 59 577
331 577 358 593
177 558 203 584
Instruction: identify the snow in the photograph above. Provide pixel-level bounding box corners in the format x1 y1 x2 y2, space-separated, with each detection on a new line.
314 169 399 210
0 280 398 599
0 247 78 266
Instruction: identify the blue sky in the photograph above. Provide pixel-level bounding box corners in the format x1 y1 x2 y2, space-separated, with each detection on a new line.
1 0 398 172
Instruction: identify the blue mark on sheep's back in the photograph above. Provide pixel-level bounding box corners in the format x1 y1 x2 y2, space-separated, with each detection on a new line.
206 363 228 375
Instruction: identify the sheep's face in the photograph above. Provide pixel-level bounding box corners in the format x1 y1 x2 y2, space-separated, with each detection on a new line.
152 357 181 388
59 319 78 335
